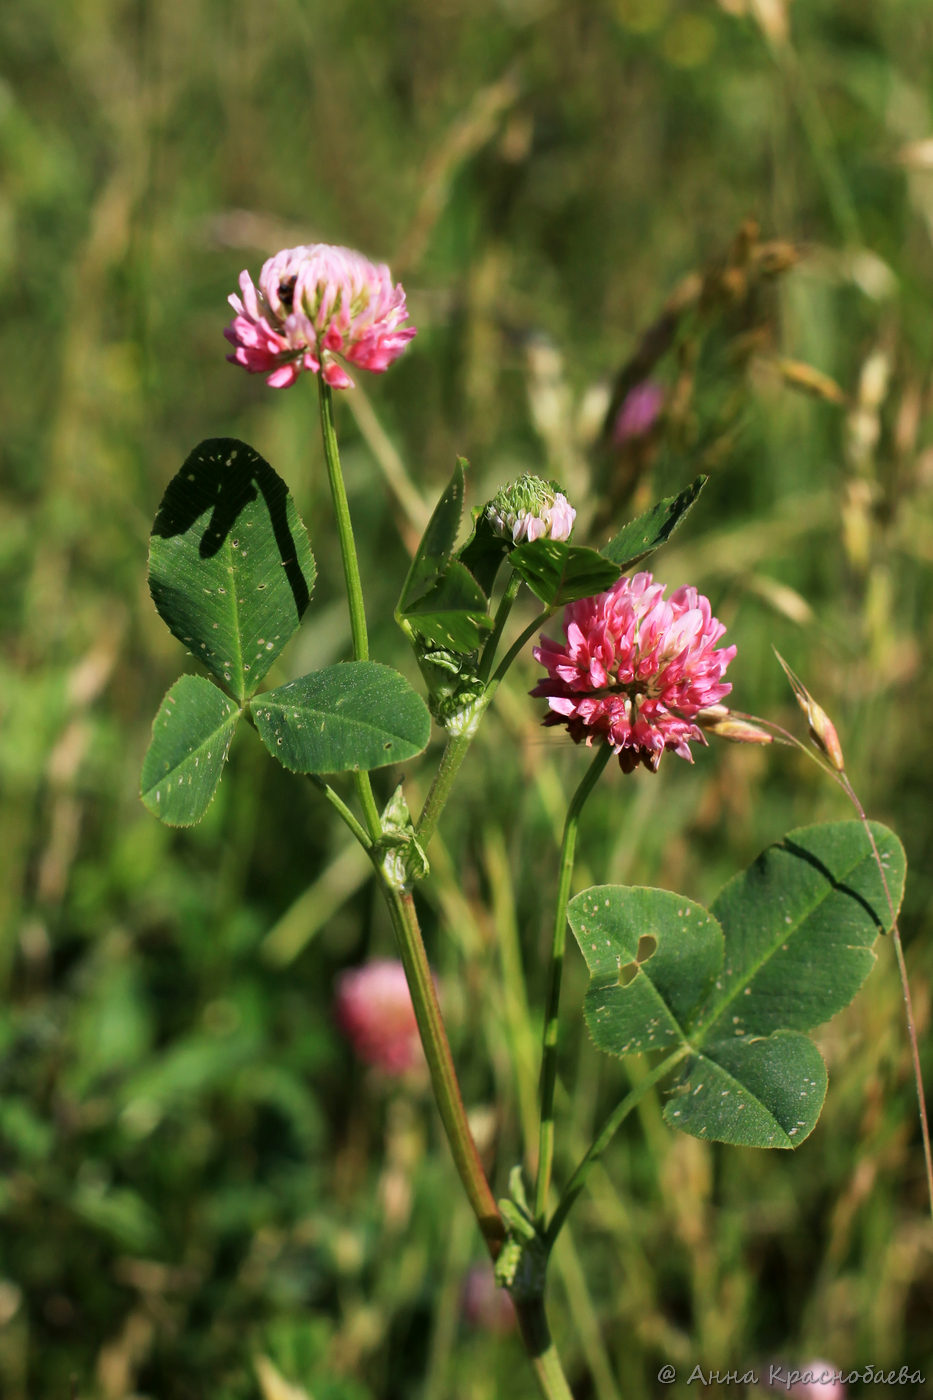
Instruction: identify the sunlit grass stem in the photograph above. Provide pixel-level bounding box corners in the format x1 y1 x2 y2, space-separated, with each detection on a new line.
534 742 613 1223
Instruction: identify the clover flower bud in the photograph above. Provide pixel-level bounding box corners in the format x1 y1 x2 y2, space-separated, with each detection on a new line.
774 651 845 772
486 475 576 545
695 706 773 746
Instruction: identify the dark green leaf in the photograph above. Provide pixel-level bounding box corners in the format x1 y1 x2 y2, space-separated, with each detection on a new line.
571 887 723 1055
663 1032 827 1148
457 509 509 598
140 675 240 826
509 540 621 606
696 820 906 1041
149 438 316 701
397 459 492 653
398 458 467 610
251 662 432 773
601 475 706 570
568 821 904 1149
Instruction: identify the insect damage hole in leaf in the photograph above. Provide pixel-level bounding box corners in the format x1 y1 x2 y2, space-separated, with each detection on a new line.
618 932 658 986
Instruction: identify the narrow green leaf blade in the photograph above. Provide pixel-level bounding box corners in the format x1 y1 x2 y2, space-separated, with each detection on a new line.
251 662 432 773
601 475 706 570
663 1032 827 1149
697 820 906 1042
569 886 723 1055
398 458 466 613
149 438 316 701
140 675 240 826
510 540 621 606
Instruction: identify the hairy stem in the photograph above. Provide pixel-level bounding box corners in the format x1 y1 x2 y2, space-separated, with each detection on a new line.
534 742 613 1223
380 883 505 1255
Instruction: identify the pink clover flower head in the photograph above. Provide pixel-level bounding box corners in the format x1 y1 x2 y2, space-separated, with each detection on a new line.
335 958 423 1075
486 475 576 545
612 381 665 444
224 243 416 389
531 571 736 773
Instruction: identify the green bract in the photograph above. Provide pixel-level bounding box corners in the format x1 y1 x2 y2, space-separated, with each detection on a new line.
601 474 706 570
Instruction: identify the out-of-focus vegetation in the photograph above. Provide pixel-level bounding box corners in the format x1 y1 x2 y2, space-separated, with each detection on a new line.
2 2 932 1397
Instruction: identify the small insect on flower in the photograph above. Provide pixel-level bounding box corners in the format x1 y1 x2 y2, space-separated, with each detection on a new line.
532 572 736 772
224 243 416 389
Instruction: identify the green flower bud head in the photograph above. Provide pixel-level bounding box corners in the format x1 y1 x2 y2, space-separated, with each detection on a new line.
486 475 576 545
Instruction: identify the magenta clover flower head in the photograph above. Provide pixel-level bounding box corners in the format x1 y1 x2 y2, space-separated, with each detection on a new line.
335 958 423 1075
224 243 416 390
486 475 576 545
531 571 736 773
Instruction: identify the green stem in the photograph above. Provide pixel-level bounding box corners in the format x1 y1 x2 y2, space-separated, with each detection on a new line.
534 743 613 1223
317 378 370 662
381 883 505 1256
306 775 373 850
514 1299 576 1400
491 607 552 687
545 1044 690 1251
416 728 481 850
416 598 553 849
478 571 522 684
315 378 382 842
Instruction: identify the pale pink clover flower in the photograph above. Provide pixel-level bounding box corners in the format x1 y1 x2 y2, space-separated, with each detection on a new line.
486 475 576 545
335 959 423 1075
531 571 736 773
224 243 416 390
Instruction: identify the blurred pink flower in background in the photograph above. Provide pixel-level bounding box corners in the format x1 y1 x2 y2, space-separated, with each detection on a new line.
335 959 424 1075
612 381 665 443
757 1361 846 1398
225 243 416 389
460 1264 517 1334
532 571 735 773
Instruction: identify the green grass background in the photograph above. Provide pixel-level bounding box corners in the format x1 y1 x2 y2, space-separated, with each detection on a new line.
2 1 932 1396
